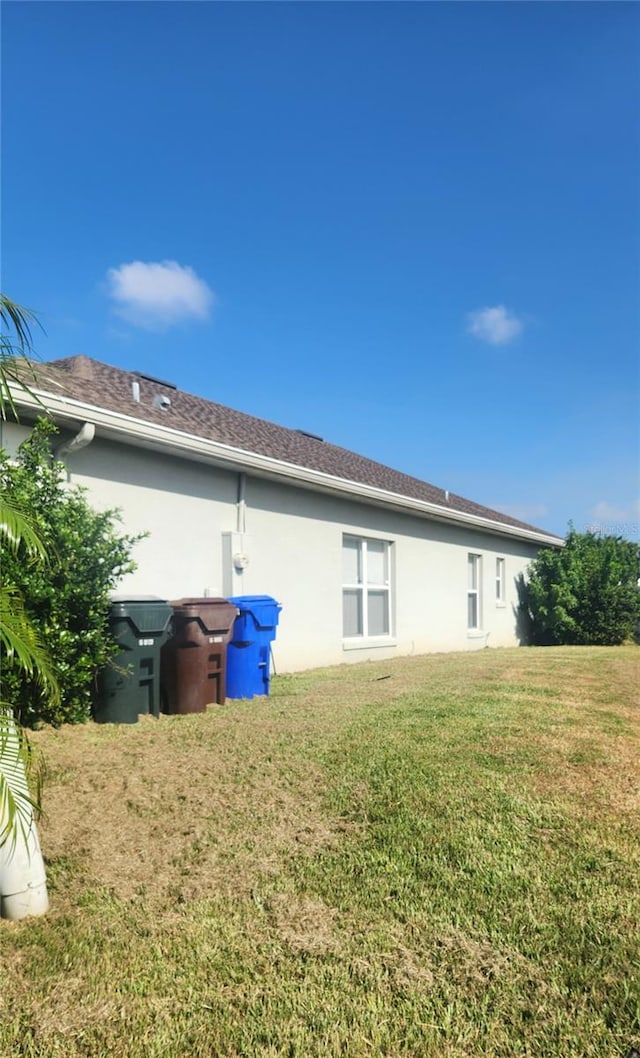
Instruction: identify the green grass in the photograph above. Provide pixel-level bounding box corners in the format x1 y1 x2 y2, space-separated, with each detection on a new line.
1 646 638 1057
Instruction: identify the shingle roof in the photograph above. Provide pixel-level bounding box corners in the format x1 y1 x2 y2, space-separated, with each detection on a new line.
28 354 558 540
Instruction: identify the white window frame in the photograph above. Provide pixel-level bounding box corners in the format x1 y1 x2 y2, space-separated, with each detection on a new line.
342 535 393 642
467 553 482 632
496 557 506 606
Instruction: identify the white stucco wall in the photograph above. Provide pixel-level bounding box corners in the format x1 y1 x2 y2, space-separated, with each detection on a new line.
230 476 539 669
57 437 239 601
0 421 32 455
1 421 542 672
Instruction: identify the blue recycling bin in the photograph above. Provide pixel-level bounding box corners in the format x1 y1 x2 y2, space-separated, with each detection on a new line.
225 595 282 699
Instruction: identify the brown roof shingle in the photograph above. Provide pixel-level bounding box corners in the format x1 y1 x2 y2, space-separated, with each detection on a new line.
29 354 558 540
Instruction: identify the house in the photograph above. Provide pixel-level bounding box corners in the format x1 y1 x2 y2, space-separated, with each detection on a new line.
2 356 562 672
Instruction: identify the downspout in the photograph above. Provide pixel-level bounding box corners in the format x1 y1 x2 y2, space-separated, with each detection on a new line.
230 472 250 578
0 716 49 920
236 472 246 534
52 421 95 460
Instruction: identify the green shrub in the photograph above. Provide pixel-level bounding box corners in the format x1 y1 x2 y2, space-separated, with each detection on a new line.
1 419 144 726
521 529 640 646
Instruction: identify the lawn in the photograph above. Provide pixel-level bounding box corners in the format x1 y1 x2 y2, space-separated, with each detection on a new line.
1 646 638 1058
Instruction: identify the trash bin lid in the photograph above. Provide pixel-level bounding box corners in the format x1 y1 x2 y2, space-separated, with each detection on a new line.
171 597 232 608
228 595 282 630
170 597 239 634
228 595 280 607
109 595 172 634
110 595 169 605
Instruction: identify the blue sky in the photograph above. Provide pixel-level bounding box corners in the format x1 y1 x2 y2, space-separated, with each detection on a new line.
2 1 639 538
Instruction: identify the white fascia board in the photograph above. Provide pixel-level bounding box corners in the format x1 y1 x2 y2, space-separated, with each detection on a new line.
12 385 564 548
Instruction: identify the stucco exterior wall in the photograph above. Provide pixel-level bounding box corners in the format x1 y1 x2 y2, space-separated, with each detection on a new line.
231 476 538 669
0 421 32 455
58 437 239 601
1 422 540 672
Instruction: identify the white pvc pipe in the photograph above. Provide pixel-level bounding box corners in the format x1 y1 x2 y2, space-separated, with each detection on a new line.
236 471 247 533
0 717 49 920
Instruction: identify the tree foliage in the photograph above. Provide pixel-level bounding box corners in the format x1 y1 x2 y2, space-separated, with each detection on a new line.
1 419 143 726
521 530 640 646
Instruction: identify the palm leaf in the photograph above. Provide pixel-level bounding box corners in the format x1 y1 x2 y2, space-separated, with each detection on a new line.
0 294 46 422
0 353 45 423
0 296 38 352
0 495 47 561
0 709 38 851
0 295 53 864
0 585 59 700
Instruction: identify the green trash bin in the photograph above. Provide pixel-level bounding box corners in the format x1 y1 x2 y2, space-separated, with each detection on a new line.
94 596 173 724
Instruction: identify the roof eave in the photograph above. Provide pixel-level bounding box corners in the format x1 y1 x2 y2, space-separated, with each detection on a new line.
9 384 564 548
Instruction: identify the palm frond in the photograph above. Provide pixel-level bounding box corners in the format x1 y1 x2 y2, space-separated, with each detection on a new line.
0 294 46 422
0 585 60 701
0 710 38 851
0 295 42 354
0 495 47 561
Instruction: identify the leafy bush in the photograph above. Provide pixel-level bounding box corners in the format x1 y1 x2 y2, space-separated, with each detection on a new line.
521 529 640 646
1 419 143 726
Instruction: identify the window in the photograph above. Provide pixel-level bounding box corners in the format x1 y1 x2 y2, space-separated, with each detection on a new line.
343 536 392 638
496 557 506 604
467 553 482 630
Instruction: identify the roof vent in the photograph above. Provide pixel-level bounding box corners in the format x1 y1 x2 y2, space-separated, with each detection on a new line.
295 429 324 442
134 371 177 391
153 394 171 410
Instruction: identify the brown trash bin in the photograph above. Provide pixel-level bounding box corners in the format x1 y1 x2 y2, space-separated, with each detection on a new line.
161 598 239 714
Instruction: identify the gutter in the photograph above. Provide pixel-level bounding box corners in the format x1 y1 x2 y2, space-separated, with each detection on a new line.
10 383 564 548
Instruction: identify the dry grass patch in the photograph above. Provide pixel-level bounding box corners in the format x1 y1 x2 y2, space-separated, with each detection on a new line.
33 709 343 907
483 651 639 818
266 892 340 956
1 645 638 1058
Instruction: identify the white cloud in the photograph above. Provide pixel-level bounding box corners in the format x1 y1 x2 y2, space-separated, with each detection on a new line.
587 499 640 533
467 305 523 345
590 499 640 522
106 260 215 330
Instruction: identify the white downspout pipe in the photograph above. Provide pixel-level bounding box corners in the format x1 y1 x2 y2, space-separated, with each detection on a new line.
236 472 247 533
52 421 95 460
0 715 49 920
